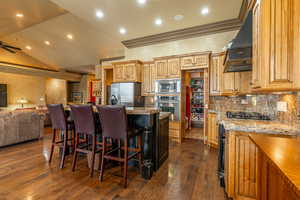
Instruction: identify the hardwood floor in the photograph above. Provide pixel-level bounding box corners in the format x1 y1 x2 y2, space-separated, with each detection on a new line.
184 128 204 140
0 129 226 200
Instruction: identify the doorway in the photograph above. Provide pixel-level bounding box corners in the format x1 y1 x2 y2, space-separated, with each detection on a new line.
101 66 113 105
181 69 208 140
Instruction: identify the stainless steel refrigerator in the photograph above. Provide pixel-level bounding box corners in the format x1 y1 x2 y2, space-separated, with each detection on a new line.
109 82 144 107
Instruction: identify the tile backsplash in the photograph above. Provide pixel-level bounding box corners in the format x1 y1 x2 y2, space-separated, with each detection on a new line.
210 93 300 126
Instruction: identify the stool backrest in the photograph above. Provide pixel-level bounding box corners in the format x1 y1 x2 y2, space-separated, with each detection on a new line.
70 105 95 135
47 104 67 130
97 105 128 139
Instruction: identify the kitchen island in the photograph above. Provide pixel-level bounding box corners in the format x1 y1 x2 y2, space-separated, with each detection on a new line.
85 107 170 179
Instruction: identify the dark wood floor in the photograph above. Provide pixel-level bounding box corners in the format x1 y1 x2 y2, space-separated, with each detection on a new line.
0 129 226 200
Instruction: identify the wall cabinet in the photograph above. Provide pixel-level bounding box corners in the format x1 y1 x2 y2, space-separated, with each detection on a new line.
207 113 218 147
181 53 210 70
252 0 300 91
112 60 142 83
210 53 224 95
225 131 258 200
142 62 156 96
155 57 180 79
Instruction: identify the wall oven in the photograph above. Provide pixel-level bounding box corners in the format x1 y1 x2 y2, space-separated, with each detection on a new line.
155 79 181 121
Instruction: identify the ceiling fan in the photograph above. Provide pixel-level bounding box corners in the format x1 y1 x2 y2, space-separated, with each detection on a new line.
0 41 22 53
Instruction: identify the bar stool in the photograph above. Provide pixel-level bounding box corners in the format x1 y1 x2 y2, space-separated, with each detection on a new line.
97 105 143 188
47 104 75 169
70 105 102 177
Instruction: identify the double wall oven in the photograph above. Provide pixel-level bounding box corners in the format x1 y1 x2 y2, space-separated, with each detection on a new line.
155 79 181 121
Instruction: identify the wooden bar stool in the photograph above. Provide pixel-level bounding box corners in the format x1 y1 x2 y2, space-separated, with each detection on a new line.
70 105 102 177
97 105 143 188
47 104 75 169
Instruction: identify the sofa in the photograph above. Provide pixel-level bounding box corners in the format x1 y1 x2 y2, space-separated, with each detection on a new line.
0 110 44 147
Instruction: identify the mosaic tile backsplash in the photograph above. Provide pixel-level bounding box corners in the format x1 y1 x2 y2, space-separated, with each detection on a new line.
210 93 300 127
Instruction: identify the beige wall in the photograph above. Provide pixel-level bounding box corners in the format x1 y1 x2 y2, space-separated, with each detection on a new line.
45 78 67 105
0 71 46 109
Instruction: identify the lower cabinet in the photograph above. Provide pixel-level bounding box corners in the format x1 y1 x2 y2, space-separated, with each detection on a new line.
207 113 218 147
225 131 258 200
257 150 300 200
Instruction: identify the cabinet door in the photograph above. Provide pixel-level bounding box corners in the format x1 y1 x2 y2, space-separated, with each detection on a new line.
235 134 257 199
195 54 209 68
210 55 223 95
113 65 124 82
181 56 194 69
221 72 236 94
237 72 252 94
207 113 218 147
142 64 150 95
150 63 156 93
168 58 181 78
155 60 168 79
123 63 136 81
268 0 293 88
252 0 263 89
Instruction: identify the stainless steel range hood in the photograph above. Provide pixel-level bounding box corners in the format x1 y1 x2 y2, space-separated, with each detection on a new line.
224 10 253 72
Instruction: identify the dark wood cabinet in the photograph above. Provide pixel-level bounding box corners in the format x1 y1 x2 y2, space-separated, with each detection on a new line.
0 84 7 107
156 116 169 169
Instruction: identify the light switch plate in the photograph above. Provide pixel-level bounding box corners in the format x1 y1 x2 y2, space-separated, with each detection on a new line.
277 101 288 112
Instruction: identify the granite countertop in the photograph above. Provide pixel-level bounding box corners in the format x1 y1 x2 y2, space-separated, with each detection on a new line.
220 119 300 136
159 112 171 120
250 134 300 196
125 107 160 115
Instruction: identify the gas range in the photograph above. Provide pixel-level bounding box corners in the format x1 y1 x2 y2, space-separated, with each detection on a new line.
226 111 271 121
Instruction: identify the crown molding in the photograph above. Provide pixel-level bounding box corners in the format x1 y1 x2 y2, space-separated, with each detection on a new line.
122 1 250 49
122 18 242 48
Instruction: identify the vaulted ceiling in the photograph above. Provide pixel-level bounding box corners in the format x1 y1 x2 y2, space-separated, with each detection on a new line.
0 0 243 73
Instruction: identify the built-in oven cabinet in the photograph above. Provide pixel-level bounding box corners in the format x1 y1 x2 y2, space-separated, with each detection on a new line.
154 57 180 79
252 0 300 92
112 60 142 83
181 53 210 70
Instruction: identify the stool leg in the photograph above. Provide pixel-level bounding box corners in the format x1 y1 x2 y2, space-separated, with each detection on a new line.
99 136 106 182
72 128 75 153
72 133 79 172
90 134 96 177
49 129 56 163
60 130 68 169
118 139 122 167
123 138 128 188
138 135 143 172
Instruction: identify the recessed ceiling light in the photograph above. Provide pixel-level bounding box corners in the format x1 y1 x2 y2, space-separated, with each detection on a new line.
44 41 50 46
96 10 104 19
137 0 147 5
16 13 24 18
155 18 162 26
174 15 184 21
67 34 73 40
201 7 209 15
119 27 126 35
25 46 32 50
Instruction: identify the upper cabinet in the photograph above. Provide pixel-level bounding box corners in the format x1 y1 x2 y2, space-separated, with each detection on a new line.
252 0 300 91
181 52 210 70
142 62 156 96
112 60 142 82
210 53 224 95
155 57 180 79
210 52 252 96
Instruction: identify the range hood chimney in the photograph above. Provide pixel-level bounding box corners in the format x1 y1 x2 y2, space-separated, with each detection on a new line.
224 10 253 72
